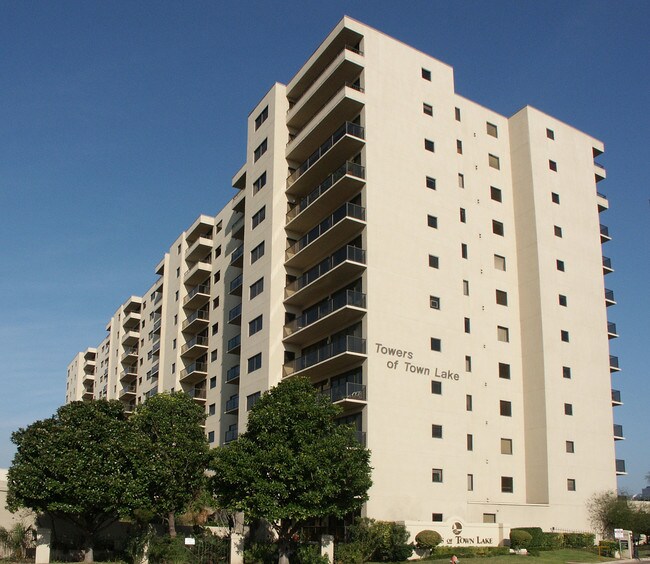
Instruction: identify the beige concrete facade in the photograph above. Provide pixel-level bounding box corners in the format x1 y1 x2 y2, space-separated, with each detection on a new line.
66 17 623 537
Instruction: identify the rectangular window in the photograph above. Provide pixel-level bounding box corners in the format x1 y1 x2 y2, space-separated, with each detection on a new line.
251 241 265 263
432 513 443 522
567 479 576 491
547 128 555 140
213 297 220 309
423 103 433 116
422 68 431 81
247 391 261 411
561 330 570 342
464 317 471 334
500 400 512 417
426 176 436 190
549 159 557 171
432 424 443 439
425 139 435 152
461 243 468 259
465 355 472 372
552 192 560 204
486 122 498 137
564 403 573 416
208 431 215 443
466 394 473 411
496 290 508 306
215 246 222 259
463 280 470 296
492 220 504 236
431 380 442 395
497 326 510 342
467 474 474 492
432 468 443 483
210 376 217 389
249 315 263 336
458 173 465 188
456 139 463 154
563 366 572 379
430 338 442 352
494 254 506 271
171 363 175 374
483 513 496 524
253 138 268 162
253 171 267 194
559 294 567 306
429 255 439 269
212 323 219 336
501 438 513 455
211 349 218 362
467 434 473 451
247 353 262 373
556 259 565 271
430 295 441 310
490 186 502 202
427 214 438 228
489 154 500 169
499 362 511 379
501 476 514 493
209 403 216 416
214 271 221 283
254 106 268 130
252 206 266 229
566 440 575 453
554 225 563 238
455 107 461 121
250 277 264 299
460 208 466 223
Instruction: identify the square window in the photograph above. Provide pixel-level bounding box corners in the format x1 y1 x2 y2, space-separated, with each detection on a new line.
423 103 433 116
458 173 465 188
486 122 498 138
425 139 435 152
465 355 472 372
501 476 513 493
547 128 555 140
249 315 263 336
431 380 442 395
429 255 439 269
559 294 567 306
563 366 572 379
497 326 510 342
460 208 466 223
464 317 471 334
494 254 506 271
463 279 470 296
549 159 557 171
426 176 437 190
489 154 500 169
461 243 468 259
499 362 511 379
496 290 508 306
455 107 461 121
501 438 513 455
430 338 442 352
466 394 473 411
247 353 262 373
492 220 504 236
556 259 565 271
250 277 264 299
254 106 268 130
252 206 266 229
500 400 512 417
432 424 443 439
468 474 474 491
427 214 438 228
251 241 265 263
564 403 573 416
483 513 496 524
253 171 267 194
567 479 576 491
254 138 268 162
430 295 441 310
490 186 502 202
422 68 431 81
554 225 563 238
467 434 473 451
456 139 463 154
551 192 560 204
432 468 443 483
566 440 575 453
432 513 443 522
561 330 570 342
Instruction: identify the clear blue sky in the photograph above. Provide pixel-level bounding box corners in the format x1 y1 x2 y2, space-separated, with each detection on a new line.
1 1 648 495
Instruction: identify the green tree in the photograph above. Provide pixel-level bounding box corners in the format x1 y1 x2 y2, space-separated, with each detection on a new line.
131 391 210 537
588 491 646 536
208 376 372 564
6 401 148 562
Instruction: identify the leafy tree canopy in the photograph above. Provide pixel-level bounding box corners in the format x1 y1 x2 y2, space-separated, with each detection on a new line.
588 490 650 537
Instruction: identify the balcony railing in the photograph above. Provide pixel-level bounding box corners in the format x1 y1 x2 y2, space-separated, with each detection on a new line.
616 459 626 473
225 364 240 384
119 384 136 398
184 283 210 306
227 334 241 354
286 245 366 295
611 389 622 404
602 256 613 272
181 335 208 354
121 346 138 360
613 424 624 439
285 335 366 374
180 362 207 379
287 162 365 222
600 224 610 240
229 274 243 295
225 426 238 443
230 245 244 266
607 322 618 337
605 289 616 304
287 203 365 257
323 382 367 403
225 395 239 413
182 308 209 330
285 290 366 336
286 122 365 186
228 303 242 323
188 387 206 400
610 355 620 371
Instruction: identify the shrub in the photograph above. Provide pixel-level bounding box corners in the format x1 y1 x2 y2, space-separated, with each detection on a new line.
334 541 365 564
415 530 443 550
511 527 545 549
347 518 413 562
429 546 509 559
244 541 278 564
542 532 563 550
295 543 329 564
509 529 532 549
146 535 190 563
563 533 595 548
598 540 618 557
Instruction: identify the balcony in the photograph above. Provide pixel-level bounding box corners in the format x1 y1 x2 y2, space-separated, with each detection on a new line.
600 224 611 243
229 273 243 296
285 245 366 307
82 374 95 388
594 161 606 182
286 122 365 196
187 387 207 402
227 334 241 355
184 283 210 309
286 162 365 232
181 335 209 359
287 44 364 130
284 290 366 345
225 395 239 414
230 245 244 268
83 360 96 373
121 346 138 362
186 236 212 262
597 192 609 212
610 355 621 372
225 426 238 443
616 459 627 475
184 260 211 285
180 361 208 384
230 216 245 240
607 322 619 339
123 310 141 329
124 401 136 414
121 330 140 346
283 335 366 380
323 382 367 408
152 313 162 334
286 84 365 164
613 424 624 440
228 303 242 325
119 384 137 399
82 387 94 401
611 389 622 406
286 203 366 269
605 288 616 307
602 256 614 274
225 364 240 385
152 339 160 356
150 363 160 379
120 366 138 383
182 308 209 333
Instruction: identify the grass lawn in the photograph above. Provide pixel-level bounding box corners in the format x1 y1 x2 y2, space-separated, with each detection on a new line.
370 548 611 564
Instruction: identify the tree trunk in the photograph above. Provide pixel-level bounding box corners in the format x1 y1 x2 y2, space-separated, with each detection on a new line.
83 532 94 563
278 540 290 564
168 511 177 538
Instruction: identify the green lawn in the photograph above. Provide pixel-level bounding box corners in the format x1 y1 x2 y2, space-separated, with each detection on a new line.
371 548 611 564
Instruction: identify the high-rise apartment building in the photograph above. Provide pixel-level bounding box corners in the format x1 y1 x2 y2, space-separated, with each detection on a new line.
67 17 623 538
